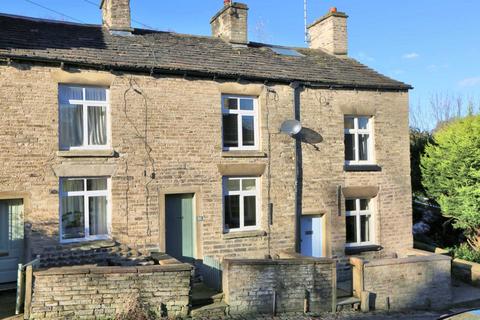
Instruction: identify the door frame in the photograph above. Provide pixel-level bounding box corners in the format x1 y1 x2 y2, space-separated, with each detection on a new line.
301 211 329 258
158 187 202 260
0 192 29 266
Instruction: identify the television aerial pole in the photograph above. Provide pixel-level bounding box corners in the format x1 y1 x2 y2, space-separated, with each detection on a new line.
304 0 310 45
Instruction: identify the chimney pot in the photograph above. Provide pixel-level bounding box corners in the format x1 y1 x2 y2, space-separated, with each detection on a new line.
307 8 348 56
211 2 249 44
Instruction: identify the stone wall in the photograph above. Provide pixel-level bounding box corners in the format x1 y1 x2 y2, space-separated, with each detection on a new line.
355 249 452 311
222 257 336 315
0 61 412 261
29 263 191 319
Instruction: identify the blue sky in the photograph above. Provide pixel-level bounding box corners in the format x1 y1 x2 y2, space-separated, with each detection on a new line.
3 0 480 129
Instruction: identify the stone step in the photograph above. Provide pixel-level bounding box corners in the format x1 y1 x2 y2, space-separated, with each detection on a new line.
191 282 223 307
336 296 361 312
191 301 228 319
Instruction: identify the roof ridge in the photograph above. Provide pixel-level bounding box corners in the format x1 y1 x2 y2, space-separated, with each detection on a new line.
0 12 100 28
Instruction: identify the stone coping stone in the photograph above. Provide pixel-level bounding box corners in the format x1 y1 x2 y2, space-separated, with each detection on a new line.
34 263 192 276
224 257 335 266
453 258 480 271
364 253 451 267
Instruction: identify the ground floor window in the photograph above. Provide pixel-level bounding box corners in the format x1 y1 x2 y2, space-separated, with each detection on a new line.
59 177 110 243
223 177 259 232
345 198 374 247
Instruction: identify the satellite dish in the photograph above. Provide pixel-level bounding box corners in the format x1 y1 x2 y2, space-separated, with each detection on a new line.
280 120 302 136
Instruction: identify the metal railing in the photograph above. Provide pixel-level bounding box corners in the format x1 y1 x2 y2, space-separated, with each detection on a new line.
15 256 40 319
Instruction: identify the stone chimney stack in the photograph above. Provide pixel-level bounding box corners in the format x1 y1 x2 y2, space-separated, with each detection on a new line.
307 7 348 56
100 0 133 33
210 1 249 45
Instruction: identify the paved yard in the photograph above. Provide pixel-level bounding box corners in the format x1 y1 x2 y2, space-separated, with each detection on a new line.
223 311 446 320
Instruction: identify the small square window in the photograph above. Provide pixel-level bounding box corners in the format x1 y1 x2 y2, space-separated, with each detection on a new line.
222 96 258 151
60 177 110 243
59 85 109 151
344 116 373 165
223 177 259 232
345 198 374 248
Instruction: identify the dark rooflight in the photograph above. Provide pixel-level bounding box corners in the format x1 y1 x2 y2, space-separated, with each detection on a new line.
270 47 304 57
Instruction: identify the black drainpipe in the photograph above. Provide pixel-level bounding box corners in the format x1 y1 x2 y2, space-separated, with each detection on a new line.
290 81 303 253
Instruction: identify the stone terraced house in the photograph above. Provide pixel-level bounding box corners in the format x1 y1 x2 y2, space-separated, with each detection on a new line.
0 0 453 319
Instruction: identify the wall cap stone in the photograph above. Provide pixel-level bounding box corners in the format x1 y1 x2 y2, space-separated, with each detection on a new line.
34 263 192 276
224 257 335 266
363 253 451 268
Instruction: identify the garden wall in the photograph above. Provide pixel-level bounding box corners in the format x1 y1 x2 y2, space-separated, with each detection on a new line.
353 249 452 311
29 263 192 319
222 257 336 315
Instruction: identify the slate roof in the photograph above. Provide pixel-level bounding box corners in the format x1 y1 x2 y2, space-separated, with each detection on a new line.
0 13 411 90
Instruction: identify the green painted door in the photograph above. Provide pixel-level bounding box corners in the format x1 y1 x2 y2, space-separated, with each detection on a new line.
165 194 195 262
0 199 24 284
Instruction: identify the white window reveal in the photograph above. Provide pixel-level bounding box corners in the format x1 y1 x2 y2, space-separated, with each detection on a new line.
222 95 259 151
344 116 373 165
345 198 374 247
223 177 260 232
59 85 109 150
60 177 111 243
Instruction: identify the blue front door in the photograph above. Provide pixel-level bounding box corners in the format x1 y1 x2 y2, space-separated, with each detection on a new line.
300 215 323 258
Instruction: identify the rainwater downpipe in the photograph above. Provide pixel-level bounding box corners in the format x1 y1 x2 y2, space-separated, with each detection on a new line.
291 81 303 253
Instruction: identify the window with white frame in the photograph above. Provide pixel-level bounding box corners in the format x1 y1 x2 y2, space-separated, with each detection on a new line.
59 177 110 242
344 116 373 164
222 95 259 150
223 177 259 231
59 85 109 150
345 198 374 247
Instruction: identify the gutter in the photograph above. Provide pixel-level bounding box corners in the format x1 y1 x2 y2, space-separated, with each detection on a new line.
0 55 413 92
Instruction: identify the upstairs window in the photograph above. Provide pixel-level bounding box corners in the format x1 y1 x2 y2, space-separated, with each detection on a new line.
223 177 259 232
222 95 258 151
344 116 373 164
59 85 109 150
345 198 374 247
60 177 110 243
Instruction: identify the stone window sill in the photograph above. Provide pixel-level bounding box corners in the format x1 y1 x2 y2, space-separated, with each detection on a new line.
344 165 382 172
345 245 383 255
57 149 116 158
222 151 267 158
223 230 267 240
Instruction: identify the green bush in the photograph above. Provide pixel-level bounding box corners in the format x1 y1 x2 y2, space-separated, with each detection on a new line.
421 115 480 250
450 243 480 263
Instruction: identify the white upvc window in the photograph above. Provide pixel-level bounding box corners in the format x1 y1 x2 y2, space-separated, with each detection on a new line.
223 177 260 232
59 177 111 243
222 95 259 151
59 85 110 151
344 116 374 165
345 198 374 247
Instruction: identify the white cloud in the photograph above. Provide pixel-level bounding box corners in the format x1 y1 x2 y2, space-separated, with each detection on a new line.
402 52 420 59
459 77 480 87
